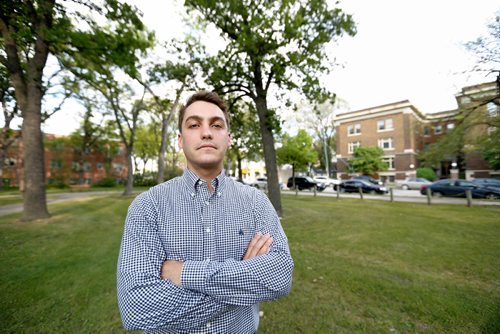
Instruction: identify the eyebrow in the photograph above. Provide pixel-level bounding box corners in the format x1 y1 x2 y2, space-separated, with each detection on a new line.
184 115 226 126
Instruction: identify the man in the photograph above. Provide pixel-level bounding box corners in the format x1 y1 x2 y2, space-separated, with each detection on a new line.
117 91 294 333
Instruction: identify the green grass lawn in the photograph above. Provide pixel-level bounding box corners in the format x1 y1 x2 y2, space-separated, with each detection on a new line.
0 195 498 333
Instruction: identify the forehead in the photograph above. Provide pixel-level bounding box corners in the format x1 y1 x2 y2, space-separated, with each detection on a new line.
183 101 226 123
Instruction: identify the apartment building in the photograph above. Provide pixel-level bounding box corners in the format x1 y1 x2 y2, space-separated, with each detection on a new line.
1 132 127 188
335 81 498 182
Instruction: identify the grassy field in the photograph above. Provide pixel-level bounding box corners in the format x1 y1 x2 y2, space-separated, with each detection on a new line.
0 195 498 333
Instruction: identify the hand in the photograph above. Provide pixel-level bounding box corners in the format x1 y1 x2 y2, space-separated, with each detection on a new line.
160 260 184 286
243 232 273 260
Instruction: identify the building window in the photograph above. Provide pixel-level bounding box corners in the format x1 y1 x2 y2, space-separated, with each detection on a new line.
97 162 104 170
72 161 80 171
50 159 62 170
382 156 395 170
434 125 442 134
348 124 361 136
487 102 498 117
447 123 455 131
378 138 394 150
83 161 91 171
348 141 360 154
377 118 393 131
113 163 124 172
423 127 430 136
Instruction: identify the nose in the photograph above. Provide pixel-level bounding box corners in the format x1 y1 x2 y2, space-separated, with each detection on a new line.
201 123 213 140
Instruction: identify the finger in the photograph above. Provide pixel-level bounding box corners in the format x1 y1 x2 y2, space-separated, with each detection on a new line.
247 234 272 259
243 232 263 260
256 236 273 256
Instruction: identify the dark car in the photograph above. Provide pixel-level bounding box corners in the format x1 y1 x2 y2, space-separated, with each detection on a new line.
287 176 326 191
351 175 383 185
420 179 500 199
339 180 388 194
471 178 500 189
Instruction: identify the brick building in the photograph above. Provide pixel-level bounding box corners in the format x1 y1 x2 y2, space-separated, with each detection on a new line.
1 131 128 188
335 81 498 182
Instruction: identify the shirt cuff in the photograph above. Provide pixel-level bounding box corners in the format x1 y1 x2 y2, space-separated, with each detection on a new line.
181 260 209 292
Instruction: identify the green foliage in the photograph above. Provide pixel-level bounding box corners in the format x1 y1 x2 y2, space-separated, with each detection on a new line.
349 146 388 176
480 129 500 169
277 129 317 173
133 172 157 187
94 177 117 187
416 167 437 181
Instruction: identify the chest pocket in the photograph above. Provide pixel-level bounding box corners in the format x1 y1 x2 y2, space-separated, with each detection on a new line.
217 212 256 261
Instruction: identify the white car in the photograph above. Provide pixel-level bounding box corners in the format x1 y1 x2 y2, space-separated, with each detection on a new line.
396 177 432 190
313 175 341 190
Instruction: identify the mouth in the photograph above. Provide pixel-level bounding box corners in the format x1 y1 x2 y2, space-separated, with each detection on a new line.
197 144 217 150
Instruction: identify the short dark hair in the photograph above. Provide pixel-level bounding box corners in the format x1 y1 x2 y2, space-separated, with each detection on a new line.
178 91 229 133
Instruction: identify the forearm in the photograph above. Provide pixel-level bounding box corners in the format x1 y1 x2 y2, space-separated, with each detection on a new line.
181 250 294 306
117 267 229 331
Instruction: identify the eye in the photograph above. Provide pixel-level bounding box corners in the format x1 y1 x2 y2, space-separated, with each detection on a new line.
212 122 224 129
187 123 199 129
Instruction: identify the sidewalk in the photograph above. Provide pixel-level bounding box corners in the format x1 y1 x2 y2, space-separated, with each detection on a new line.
0 190 128 217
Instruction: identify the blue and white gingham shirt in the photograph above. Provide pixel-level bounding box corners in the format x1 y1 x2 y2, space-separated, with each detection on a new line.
117 169 294 333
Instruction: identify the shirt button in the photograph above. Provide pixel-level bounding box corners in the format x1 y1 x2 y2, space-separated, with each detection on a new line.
206 227 211 233
205 201 209 205
206 322 211 328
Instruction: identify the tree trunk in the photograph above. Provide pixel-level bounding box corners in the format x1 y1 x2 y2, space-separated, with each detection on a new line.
21 102 50 220
254 95 282 216
237 152 243 180
157 111 167 183
123 145 134 195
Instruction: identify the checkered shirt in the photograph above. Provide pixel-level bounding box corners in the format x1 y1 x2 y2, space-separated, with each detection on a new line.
117 169 294 333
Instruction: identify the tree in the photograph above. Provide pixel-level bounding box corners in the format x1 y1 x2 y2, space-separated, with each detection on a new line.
297 99 348 174
226 99 262 179
134 122 161 176
349 146 388 176
465 10 499 77
142 39 202 184
0 64 20 190
276 129 317 184
0 0 151 220
186 0 356 215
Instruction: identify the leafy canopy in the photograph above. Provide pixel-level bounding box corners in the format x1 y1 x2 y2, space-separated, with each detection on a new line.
349 146 388 176
277 129 317 171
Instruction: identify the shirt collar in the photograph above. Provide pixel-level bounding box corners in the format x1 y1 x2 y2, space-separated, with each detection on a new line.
182 168 227 193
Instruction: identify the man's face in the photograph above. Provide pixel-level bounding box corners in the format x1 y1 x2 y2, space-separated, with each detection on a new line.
178 101 231 174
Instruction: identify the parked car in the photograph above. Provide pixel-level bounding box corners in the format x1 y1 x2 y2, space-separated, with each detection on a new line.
287 176 327 191
420 179 500 199
396 177 432 190
351 175 383 185
249 177 284 189
339 180 388 194
471 178 500 189
313 175 341 190
229 176 246 184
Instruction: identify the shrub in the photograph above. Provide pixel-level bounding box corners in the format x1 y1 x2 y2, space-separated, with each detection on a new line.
94 178 117 187
416 167 437 181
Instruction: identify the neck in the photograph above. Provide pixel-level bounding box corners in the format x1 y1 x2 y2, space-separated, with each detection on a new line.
187 164 223 191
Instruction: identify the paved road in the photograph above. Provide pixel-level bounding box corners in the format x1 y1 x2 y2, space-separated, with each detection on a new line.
281 188 500 206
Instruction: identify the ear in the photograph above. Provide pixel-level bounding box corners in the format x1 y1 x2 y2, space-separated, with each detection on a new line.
177 133 183 150
227 133 232 147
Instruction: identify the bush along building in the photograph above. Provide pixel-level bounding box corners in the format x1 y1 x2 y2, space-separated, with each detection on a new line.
1 131 128 189
334 81 499 182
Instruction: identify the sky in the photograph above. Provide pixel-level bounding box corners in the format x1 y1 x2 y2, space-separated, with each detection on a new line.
32 0 500 134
